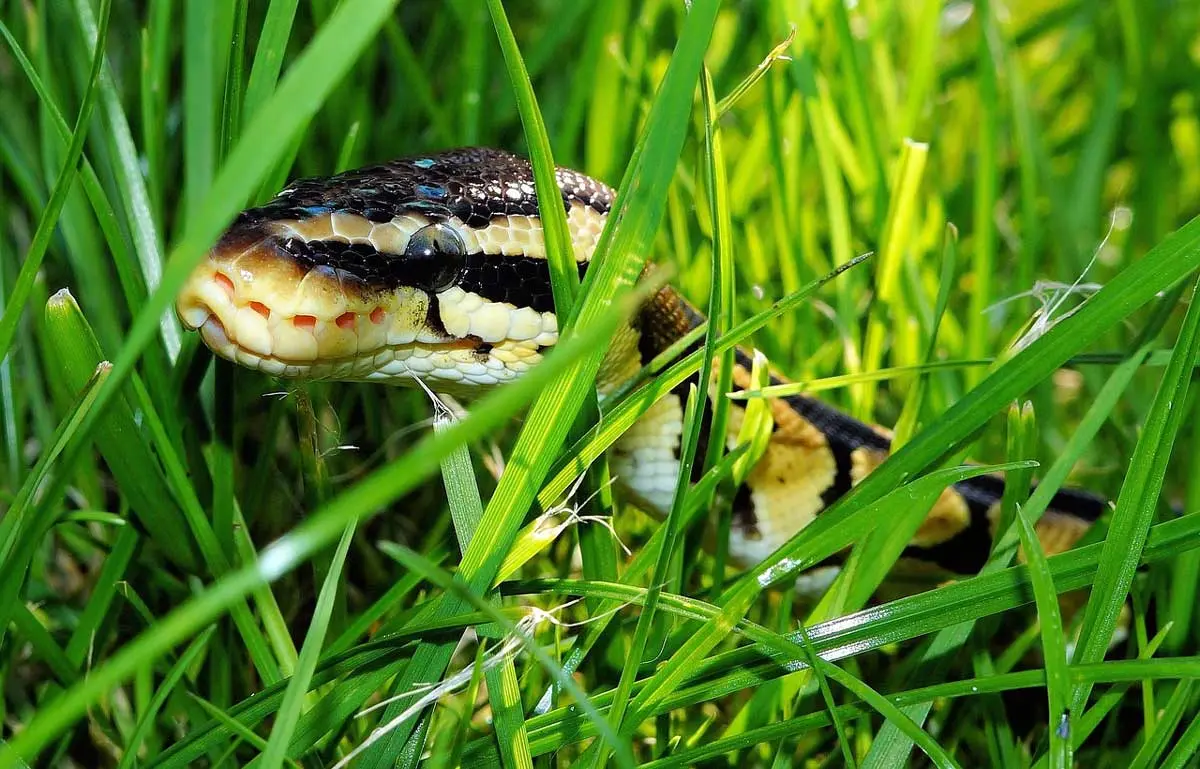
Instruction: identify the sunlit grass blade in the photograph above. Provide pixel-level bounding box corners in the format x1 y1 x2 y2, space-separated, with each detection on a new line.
1014 496 1071 768
859 136 929 412
486 0 577 312
115 628 214 769
259 522 355 769
697 63 736 582
1070 276 1200 712
965 0 999 389
0 0 109 367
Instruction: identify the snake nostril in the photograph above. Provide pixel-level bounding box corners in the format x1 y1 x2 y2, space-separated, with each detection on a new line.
249 301 271 319
335 312 357 330
369 307 386 325
293 314 317 330
214 272 235 299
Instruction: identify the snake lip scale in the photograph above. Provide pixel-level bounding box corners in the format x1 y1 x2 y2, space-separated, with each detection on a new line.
176 146 1107 580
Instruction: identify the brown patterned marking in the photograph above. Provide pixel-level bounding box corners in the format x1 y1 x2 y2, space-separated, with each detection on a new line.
1036 510 1092 555
724 364 838 562
987 504 1093 560
914 489 972 548
849 446 888 486
633 283 700 366
849 445 972 549
596 321 645 396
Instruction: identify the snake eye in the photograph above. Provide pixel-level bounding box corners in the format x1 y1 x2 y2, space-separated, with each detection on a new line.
404 222 465 293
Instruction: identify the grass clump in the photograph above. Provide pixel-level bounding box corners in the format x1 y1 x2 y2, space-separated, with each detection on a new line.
1 1 1200 766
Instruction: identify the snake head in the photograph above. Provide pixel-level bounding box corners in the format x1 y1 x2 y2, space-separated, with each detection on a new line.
176 148 611 391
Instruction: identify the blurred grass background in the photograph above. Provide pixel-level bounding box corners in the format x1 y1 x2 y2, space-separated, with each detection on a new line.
2 0 1200 766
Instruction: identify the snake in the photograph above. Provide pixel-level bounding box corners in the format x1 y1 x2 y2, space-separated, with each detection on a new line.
174 147 1106 583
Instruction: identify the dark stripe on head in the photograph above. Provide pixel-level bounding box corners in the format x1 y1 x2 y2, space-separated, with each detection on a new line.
276 237 588 314
457 252 588 313
424 294 449 337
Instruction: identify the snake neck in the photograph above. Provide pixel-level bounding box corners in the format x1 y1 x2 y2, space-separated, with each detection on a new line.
597 283 701 397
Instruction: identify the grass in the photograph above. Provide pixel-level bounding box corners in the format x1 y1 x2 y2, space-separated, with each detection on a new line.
1 0 1200 766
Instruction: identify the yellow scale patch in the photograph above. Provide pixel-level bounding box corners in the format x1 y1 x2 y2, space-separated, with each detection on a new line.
723 372 839 567
272 205 604 262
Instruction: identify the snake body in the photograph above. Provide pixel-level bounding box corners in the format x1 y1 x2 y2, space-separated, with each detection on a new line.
176 147 1106 578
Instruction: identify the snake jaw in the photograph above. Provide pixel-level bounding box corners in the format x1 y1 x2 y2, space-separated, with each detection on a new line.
176 242 423 376
175 232 558 389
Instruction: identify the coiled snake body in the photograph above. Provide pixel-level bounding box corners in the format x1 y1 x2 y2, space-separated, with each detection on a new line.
176 147 1105 579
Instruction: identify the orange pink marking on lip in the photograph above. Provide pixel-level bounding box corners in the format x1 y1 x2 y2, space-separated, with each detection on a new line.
175 239 561 389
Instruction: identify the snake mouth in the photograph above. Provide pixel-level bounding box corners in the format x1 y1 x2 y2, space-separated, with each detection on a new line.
175 233 557 387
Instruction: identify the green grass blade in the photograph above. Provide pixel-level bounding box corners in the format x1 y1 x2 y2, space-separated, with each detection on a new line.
1070 276 1200 712
0 362 110 649
241 0 300 127
115 628 215 769
72 0 180 361
44 291 280 683
259 522 355 768
436 405 532 769
41 290 196 566
1014 500 1071 768
486 0 577 313
354 544 635 769
0 0 109 367
1127 680 1194 769
183 0 218 214
1159 699 1200 769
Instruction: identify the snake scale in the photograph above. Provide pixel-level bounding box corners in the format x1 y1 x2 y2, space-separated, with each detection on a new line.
175 147 1106 583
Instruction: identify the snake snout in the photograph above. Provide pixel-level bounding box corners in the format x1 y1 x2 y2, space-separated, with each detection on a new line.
176 234 343 371
174 232 442 380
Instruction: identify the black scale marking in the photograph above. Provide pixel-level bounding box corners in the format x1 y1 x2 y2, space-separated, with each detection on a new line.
229 148 611 312
235 147 614 230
